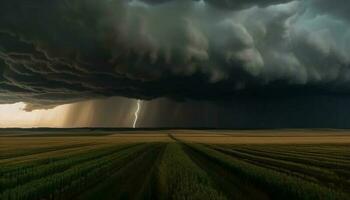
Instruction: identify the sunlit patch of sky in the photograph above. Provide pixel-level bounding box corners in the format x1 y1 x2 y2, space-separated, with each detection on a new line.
0 102 71 128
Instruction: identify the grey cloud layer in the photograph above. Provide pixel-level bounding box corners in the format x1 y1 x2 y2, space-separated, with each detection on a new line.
0 0 350 110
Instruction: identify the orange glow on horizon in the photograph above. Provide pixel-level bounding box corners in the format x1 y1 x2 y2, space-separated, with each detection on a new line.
0 102 71 128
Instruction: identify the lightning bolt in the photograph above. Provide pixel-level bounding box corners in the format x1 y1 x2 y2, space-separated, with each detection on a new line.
133 100 142 128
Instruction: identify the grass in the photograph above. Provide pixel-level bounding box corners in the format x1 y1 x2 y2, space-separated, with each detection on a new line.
1 144 150 200
1 131 350 200
187 143 348 200
158 143 226 200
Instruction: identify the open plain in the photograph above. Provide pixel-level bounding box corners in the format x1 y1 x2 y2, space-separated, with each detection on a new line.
1 129 350 200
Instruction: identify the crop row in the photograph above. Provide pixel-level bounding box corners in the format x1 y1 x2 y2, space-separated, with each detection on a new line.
78 144 165 200
231 145 350 165
224 145 350 180
2 141 349 200
224 146 350 177
0 143 150 200
186 143 348 200
237 145 350 161
0 144 106 175
183 145 270 200
158 143 226 200
0 144 139 191
0 143 93 160
211 145 350 191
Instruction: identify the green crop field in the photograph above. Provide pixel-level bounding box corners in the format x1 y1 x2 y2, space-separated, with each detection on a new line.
1 130 350 200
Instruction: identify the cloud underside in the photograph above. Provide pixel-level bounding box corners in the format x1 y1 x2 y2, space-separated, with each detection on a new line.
0 0 350 110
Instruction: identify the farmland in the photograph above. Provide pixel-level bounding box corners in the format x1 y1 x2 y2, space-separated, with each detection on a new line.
1 129 350 200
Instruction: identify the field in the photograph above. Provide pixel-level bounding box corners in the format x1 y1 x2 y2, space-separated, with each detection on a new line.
1 129 350 200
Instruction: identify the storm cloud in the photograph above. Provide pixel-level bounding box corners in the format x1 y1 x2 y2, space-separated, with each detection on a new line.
0 0 350 110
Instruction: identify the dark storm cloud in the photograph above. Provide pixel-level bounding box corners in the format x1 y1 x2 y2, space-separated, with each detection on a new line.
201 0 293 10
141 0 293 9
310 0 350 21
0 0 350 110
64 96 350 128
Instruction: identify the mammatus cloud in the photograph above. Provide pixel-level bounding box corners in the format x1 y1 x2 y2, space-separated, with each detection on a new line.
0 0 350 110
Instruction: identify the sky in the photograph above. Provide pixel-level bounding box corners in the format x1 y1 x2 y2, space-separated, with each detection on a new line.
0 0 350 128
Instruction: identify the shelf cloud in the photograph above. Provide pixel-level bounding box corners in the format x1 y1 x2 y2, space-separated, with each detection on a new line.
0 0 350 110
